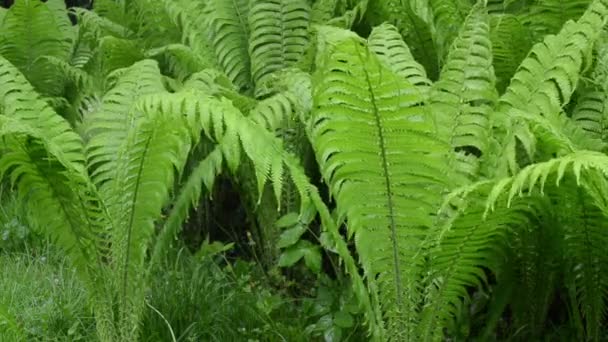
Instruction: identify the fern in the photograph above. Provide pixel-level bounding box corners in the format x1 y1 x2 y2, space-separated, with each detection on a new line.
496 0 608 172
367 0 440 79
205 0 253 93
430 5 497 179
311 33 460 340
523 0 593 39
367 23 432 90
248 0 311 95
428 0 472 60
489 14 532 92
0 0 75 95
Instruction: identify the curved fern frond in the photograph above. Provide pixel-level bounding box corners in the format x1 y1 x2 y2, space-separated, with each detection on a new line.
0 0 74 95
367 23 431 90
98 36 144 74
431 5 497 179
572 88 607 140
571 38 608 143
248 0 311 95
554 181 608 340
367 0 439 79
110 98 192 340
205 0 253 93
420 189 543 341
496 0 608 170
311 34 457 340
150 146 223 266
84 59 167 253
328 0 369 29
489 14 533 92
0 56 84 166
145 44 211 81
523 0 593 40
428 0 472 60
311 0 338 24
0 58 110 314
136 88 381 336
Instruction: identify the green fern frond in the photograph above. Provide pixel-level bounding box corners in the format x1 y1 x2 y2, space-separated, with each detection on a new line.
181 69 257 115
420 190 542 341
0 58 110 314
136 86 382 337
572 88 607 140
248 0 311 96
500 205 561 339
84 60 165 189
553 181 608 340
330 0 369 29
571 38 608 143
431 5 497 179
428 0 472 60
367 23 432 90
72 7 133 39
98 36 144 74
499 0 608 121
205 0 253 93
0 56 84 166
311 34 458 340
482 150 608 212
157 0 218 75
145 44 211 81
367 0 439 79
496 0 608 170
0 0 75 95
489 14 533 92
523 0 593 39
150 146 223 266
110 98 192 339
311 0 338 24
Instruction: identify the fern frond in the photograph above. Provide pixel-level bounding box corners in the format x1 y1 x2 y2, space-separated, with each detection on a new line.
0 56 84 167
109 98 192 339
137 88 382 337
420 190 542 341
499 0 608 120
98 36 144 74
489 14 533 92
523 0 593 39
367 0 439 79
0 59 111 317
496 0 608 170
572 88 608 140
311 0 338 24
431 5 497 179
248 0 311 96
150 146 223 266
84 60 165 188
157 0 218 74
145 44 211 81
311 34 458 340
553 181 608 340
367 23 432 90
428 0 472 59
322 0 369 29
205 0 253 93
0 0 74 95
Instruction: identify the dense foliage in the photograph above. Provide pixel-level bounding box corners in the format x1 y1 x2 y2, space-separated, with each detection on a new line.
2 0 608 340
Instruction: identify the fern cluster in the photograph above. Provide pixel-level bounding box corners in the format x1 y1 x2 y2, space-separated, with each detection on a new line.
3 0 608 341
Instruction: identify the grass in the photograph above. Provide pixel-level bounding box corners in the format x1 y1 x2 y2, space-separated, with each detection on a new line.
140 250 312 342
0 249 96 341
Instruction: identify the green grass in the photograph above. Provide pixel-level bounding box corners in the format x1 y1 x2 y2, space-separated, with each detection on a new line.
140 251 312 342
0 250 96 341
